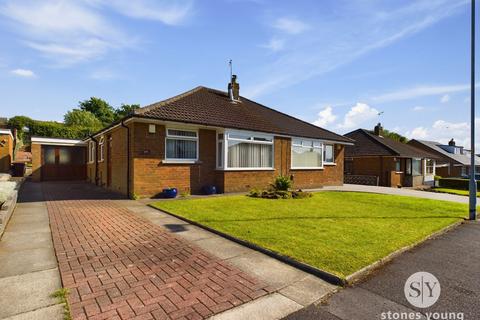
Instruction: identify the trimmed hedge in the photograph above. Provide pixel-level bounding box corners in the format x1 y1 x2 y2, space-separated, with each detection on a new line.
438 178 480 190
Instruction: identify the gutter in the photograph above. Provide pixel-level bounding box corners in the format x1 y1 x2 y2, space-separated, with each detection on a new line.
89 135 99 186
120 120 131 197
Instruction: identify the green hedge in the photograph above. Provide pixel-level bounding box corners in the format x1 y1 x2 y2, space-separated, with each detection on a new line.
438 178 480 190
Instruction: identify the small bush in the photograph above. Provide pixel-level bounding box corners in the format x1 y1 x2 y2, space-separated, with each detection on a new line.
292 190 313 199
271 175 292 191
248 188 262 198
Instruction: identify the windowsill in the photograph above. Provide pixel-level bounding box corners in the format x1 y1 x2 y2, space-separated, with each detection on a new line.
395 171 404 174
291 167 324 170
162 159 201 164
324 162 336 166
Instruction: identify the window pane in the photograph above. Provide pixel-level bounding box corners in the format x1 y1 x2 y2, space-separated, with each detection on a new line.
167 129 197 137
227 141 273 168
59 148 71 164
229 133 251 140
217 141 223 167
44 146 56 164
406 159 412 175
395 160 401 172
324 145 334 163
292 146 322 168
292 139 302 146
412 159 421 175
166 139 197 159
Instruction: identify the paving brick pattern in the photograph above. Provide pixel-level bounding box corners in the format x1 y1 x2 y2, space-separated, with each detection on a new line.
43 183 270 320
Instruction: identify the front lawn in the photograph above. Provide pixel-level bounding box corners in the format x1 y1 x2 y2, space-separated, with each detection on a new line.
150 192 466 278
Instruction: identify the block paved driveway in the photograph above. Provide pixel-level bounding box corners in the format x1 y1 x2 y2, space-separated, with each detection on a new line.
42 182 270 320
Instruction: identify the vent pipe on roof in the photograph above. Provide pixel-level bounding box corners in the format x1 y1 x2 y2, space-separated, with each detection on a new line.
448 138 456 146
228 74 240 101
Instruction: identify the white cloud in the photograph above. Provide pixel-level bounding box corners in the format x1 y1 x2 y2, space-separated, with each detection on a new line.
10 68 36 78
412 106 425 111
313 106 336 127
273 17 308 35
404 118 480 149
244 1 465 98
100 0 193 25
440 94 450 103
0 0 193 66
337 102 379 130
261 38 286 52
372 84 469 103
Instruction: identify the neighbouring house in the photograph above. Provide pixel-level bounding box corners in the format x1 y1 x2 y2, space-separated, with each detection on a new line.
344 123 438 188
408 138 480 177
0 129 14 173
80 76 353 197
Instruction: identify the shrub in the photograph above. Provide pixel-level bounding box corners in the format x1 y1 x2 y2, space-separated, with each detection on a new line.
271 175 292 191
437 178 480 190
292 190 313 199
248 188 262 198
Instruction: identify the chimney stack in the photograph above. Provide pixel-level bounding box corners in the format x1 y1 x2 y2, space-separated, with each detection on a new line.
374 123 383 136
228 74 240 101
448 138 456 146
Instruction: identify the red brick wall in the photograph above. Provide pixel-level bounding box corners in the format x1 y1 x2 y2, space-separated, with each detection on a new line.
0 133 13 173
31 143 41 181
131 123 218 197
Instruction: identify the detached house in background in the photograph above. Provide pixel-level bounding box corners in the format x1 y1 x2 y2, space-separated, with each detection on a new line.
344 124 437 188
408 138 480 177
69 76 352 197
0 129 14 173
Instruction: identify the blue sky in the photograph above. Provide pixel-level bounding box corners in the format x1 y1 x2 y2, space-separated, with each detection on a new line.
0 0 478 147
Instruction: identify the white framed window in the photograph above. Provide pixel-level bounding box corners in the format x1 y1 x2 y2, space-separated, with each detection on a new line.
98 137 104 162
323 144 335 164
291 139 323 169
165 128 198 161
88 141 95 163
216 132 224 169
425 159 435 175
224 130 274 170
412 158 422 175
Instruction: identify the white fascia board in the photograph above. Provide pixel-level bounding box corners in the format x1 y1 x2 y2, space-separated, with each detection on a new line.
31 136 86 146
0 129 13 139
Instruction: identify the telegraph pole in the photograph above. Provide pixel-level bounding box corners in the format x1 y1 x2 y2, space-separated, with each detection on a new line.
469 0 477 221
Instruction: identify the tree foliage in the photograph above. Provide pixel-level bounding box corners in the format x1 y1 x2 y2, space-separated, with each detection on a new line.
383 129 409 143
64 109 102 129
78 97 116 125
115 104 140 119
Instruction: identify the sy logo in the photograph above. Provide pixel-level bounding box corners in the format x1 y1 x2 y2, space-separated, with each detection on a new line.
404 271 441 308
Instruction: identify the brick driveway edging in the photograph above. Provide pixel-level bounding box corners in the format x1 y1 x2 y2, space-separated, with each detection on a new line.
43 183 270 320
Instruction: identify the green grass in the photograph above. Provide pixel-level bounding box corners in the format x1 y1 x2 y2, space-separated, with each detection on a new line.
151 192 467 278
51 288 72 320
431 188 480 197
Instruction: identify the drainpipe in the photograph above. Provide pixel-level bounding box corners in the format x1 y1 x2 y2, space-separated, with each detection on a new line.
120 120 131 197
89 135 99 186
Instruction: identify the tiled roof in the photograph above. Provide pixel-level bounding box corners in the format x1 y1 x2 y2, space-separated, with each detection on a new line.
409 139 480 166
134 86 353 143
345 129 438 158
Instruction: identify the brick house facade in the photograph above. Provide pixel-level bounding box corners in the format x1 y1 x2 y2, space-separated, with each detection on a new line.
344 124 438 188
85 79 352 197
0 129 14 173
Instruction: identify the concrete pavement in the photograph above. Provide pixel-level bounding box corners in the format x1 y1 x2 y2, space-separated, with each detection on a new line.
284 221 480 320
317 184 473 204
0 182 63 320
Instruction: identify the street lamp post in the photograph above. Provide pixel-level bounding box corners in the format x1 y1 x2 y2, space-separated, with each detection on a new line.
469 0 477 221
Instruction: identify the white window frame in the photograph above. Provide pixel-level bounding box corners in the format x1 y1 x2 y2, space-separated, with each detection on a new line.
425 158 435 176
98 137 105 162
164 128 199 163
221 129 275 171
88 141 95 163
216 131 225 169
323 143 335 165
291 138 324 170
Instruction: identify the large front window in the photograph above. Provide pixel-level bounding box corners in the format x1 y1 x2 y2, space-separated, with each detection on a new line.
291 139 323 168
166 128 198 160
225 131 273 169
412 158 422 176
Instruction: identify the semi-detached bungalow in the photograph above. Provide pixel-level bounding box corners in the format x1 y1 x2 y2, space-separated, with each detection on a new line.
79 76 353 197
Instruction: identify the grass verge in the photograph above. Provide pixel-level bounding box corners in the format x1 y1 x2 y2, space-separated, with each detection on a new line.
51 288 72 320
150 192 467 279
